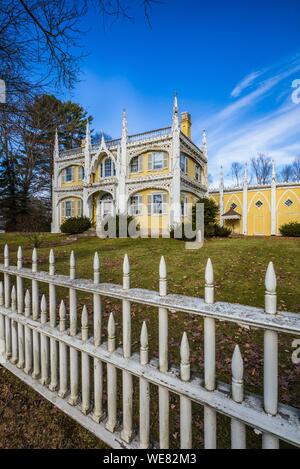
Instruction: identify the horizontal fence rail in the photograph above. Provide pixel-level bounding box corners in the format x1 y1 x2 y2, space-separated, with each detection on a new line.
0 245 299 449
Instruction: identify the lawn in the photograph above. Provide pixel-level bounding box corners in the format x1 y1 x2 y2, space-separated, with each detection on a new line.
0 233 299 448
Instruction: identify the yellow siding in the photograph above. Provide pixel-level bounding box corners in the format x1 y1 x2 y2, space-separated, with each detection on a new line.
276 187 300 230
128 151 170 180
129 188 170 234
223 192 243 234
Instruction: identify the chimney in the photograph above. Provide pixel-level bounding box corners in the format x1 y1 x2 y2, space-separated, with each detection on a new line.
181 112 192 139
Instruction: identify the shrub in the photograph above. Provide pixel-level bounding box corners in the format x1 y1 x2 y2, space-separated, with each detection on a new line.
60 217 91 234
214 224 231 238
279 222 300 237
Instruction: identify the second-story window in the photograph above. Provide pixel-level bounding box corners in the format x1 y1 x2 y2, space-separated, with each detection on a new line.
65 166 73 182
130 156 141 173
100 157 116 178
195 164 201 181
78 166 84 181
180 154 188 174
148 152 168 171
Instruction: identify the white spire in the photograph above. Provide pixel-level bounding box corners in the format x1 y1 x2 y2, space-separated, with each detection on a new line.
243 162 248 184
172 92 179 132
85 120 91 148
54 129 59 159
101 130 105 146
272 159 276 181
202 129 208 158
220 166 224 186
122 109 128 140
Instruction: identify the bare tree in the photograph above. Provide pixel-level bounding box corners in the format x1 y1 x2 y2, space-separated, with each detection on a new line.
251 153 272 185
292 157 300 181
280 164 294 183
231 162 243 186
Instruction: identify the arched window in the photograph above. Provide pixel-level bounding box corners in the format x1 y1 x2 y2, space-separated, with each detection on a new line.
100 157 116 178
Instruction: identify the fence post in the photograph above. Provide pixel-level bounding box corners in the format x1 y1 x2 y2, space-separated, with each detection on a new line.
40 295 49 386
121 254 133 443
69 251 79 406
58 300 68 398
24 290 33 374
0 281 5 357
16 247 25 369
140 321 150 449
92 252 104 423
231 345 246 449
262 262 279 450
49 249 58 391
11 286 18 365
158 256 169 449
106 313 117 433
81 305 90 415
204 258 217 449
4 245 11 359
31 248 40 379
180 332 192 449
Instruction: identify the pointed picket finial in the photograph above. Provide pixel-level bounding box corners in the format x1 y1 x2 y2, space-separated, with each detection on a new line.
123 254 130 290
159 256 167 296
59 300 66 332
70 250 76 280
265 262 277 315
4 244 9 267
40 295 47 324
140 321 149 365
17 246 23 270
49 249 55 275
81 305 89 341
180 332 190 382
0 281 3 306
25 289 31 317
32 248 38 273
11 285 17 311
93 252 100 284
232 345 244 381
107 313 116 353
205 258 214 304
232 345 244 403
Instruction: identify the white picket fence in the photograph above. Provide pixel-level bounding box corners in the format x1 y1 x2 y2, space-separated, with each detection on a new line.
0 244 299 449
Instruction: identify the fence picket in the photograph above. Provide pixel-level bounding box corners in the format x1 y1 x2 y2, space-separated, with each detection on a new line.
0 281 4 356
262 262 279 449
16 247 24 369
122 254 133 443
58 300 68 398
4 245 11 358
106 313 117 433
49 249 58 391
158 256 169 449
40 295 49 386
140 321 150 449
69 251 79 406
11 286 18 364
81 305 90 415
31 248 40 379
92 251 104 423
204 258 217 449
231 345 246 449
24 290 33 374
180 332 192 449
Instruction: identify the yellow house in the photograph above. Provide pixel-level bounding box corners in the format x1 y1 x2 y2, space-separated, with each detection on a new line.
210 166 300 236
51 97 208 235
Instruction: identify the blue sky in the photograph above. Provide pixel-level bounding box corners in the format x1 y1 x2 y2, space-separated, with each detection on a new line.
67 0 300 185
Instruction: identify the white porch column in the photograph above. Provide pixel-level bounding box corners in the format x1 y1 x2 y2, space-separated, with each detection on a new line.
171 95 181 225
118 110 128 215
242 164 248 236
219 167 224 227
83 188 92 219
271 160 277 236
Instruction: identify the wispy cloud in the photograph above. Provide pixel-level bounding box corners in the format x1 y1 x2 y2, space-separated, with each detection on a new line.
231 70 264 98
194 54 300 185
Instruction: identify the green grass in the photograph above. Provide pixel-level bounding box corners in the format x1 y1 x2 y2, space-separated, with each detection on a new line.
0 233 299 448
